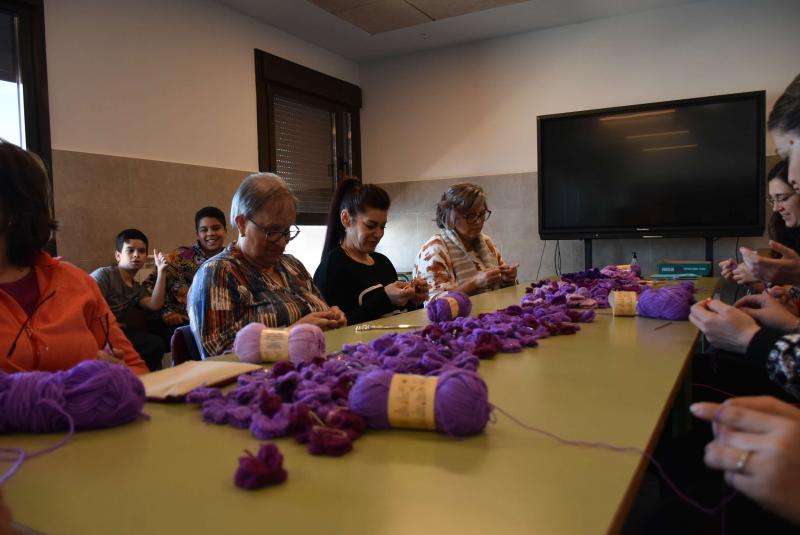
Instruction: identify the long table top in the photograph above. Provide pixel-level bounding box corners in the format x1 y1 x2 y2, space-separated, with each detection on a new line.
1 280 711 534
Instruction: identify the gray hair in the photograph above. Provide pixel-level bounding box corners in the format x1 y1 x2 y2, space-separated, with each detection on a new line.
435 183 487 230
230 172 297 229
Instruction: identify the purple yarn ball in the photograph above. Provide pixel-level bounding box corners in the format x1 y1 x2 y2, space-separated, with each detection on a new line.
347 368 491 437
427 291 473 322
0 360 145 433
636 283 696 321
288 324 327 365
233 323 326 364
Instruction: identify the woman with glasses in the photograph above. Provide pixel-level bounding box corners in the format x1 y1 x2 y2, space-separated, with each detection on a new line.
0 142 148 374
314 178 428 325
187 173 346 358
719 160 800 294
414 183 517 303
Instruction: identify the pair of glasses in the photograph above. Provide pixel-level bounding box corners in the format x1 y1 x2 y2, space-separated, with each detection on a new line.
768 193 795 207
461 210 492 224
247 217 301 243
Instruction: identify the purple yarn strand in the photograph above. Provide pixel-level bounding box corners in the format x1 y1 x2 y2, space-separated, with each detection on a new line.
491 405 737 516
0 399 76 485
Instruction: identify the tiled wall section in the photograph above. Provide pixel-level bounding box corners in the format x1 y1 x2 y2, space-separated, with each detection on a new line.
375 170 774 282
52 150 250 273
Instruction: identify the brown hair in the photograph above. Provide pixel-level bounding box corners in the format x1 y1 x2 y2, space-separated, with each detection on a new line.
435 183 487 230
0 142 58 266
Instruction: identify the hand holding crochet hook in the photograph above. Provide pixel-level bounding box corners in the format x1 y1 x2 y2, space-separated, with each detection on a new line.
689 297 760 353
499 262 519 284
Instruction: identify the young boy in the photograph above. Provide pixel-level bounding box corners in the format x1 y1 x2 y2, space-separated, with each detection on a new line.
91 229 168 371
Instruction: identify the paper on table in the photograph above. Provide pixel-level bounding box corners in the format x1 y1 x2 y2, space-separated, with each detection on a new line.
141 360 261 401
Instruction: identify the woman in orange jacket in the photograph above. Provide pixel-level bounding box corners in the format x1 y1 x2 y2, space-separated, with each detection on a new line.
0 142 148 375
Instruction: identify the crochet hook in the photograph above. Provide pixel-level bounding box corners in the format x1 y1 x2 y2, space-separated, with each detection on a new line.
355 324 425 332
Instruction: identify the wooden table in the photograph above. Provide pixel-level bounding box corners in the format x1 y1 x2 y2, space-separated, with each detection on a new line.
1 280 712 535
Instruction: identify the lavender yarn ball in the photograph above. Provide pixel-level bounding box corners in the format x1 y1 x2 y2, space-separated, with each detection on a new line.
233 323 326 364
636 283 696 321
427 291 473 322
347 368 491 437
288 323 327 365
0 360 145 433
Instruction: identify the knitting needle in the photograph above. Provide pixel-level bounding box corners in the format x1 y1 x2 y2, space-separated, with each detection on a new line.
355 324 425 332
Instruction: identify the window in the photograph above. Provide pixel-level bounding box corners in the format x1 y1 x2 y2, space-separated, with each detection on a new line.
0 0 50 162
255 50 362 225
1 0 53 254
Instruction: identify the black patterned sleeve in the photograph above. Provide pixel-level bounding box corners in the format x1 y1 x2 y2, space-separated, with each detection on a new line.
747 327 800 400
765 334 800 400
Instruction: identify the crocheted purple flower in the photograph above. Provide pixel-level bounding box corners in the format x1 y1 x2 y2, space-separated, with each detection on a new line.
234 443 287 490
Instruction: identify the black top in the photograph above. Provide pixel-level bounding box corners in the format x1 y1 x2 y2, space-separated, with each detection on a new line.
314 247 399 325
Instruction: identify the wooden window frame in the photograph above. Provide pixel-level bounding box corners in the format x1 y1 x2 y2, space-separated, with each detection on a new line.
1 0 51 168
1 0 54 253
254 49 362 225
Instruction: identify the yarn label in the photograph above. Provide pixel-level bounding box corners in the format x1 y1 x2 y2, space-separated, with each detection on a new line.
444 297 459 318
259 329 289 362
387 374 438 430
611 291 638 316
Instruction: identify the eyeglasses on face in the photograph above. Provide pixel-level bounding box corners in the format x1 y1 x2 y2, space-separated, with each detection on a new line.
246 216 301 242
769 193 796 207
460 209 492 224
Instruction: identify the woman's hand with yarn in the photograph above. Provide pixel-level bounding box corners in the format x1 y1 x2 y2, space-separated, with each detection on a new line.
691 396 800 526
410 278 429 305
95 348 126 366
471 267 501 292
719 258 737 282
384 281 415 307
499 263 519 285
731 262 759 286
765 285 800 315
735 293 800 333
688 299 760 354
297 308 346 330
740 241 800 286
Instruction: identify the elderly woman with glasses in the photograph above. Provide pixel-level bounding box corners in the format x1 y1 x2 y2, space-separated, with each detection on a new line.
188 173 346 358
414 183 517 303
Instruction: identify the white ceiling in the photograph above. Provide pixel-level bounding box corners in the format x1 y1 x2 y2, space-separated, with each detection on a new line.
307 0 530 34
216 0 702 63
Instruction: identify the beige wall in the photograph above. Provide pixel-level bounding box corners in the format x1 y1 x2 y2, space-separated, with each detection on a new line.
361 0 800 182
361 0 799 277
44 0 359 171
43 0 359 271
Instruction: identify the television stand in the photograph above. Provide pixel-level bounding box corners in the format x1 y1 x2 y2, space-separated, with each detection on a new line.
584 239 592 271
582 237 715 271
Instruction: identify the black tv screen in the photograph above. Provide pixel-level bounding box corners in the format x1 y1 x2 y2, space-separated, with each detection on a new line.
537 91 765 240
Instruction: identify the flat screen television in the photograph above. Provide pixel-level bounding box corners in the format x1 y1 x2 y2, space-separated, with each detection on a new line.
537 91 766 240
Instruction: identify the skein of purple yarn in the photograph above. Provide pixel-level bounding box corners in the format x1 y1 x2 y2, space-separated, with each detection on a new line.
427 291 473 322
636 283 696 321
347 368 491 437
0 360 145 433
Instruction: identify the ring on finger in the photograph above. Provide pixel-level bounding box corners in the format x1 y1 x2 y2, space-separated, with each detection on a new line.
734 449 753 474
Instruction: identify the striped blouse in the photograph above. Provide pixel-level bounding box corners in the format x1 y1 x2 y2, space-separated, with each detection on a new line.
414 231 510 303
187 243 329 358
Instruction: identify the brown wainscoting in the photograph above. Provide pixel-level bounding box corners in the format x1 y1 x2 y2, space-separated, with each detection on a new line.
52 150 250 273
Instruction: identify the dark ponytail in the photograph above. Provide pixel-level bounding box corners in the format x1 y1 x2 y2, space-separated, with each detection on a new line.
321 177 391 259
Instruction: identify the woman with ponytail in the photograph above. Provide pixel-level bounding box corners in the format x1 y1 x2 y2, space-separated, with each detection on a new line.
314 178 428 324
